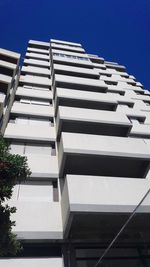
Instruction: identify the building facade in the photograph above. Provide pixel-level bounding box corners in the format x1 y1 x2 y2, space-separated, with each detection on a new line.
1 39 150 266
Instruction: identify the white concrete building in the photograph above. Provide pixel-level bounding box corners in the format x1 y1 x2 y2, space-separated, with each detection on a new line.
1 39 150 266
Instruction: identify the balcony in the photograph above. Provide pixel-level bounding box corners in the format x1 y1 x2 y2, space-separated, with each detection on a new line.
16 86 52 100
0 48 20 65
4 123 55 142
53 63 99 79
24 58 50 67
21 66 50 76
19 75 51 87
0 258 63 267
56 106 131 138
52 49 88 59
0 74 12 94
25 52 49 61
0 60 17 77
58 132 150 178
55 88 117 112
54 74 107 93
29 39 50 49
130 124 150 138
27 154 58 178
11 102 54 118
8 200 62 240
51 42 85 53
52 55 93 68
51 38 82 47
27 47 49 55
61 175 150 239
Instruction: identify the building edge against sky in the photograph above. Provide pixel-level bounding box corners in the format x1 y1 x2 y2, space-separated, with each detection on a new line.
0 38 150 266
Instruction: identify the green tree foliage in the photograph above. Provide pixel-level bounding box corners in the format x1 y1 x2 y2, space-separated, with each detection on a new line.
0 138 31 256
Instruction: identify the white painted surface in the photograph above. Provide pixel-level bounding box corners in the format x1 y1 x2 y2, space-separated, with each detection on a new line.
5 123 55 142
57 106 131 125
0 257 63 267
60 132 150 158
11 102 54 117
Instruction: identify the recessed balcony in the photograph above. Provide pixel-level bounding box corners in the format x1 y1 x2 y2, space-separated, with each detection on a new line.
0 48 20 65
24 58 50 67
19 75 51 87
56 106 131 138
61 175 150 239
21 66 50 76
58 132 150 178
0 74 12 94
52 55 93 68
11 102 54 118
55 88 117 112
0 60 16 77
16 86 53 100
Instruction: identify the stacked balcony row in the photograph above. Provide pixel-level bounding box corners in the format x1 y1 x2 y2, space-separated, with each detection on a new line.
0 48 20 134
50 38 150 243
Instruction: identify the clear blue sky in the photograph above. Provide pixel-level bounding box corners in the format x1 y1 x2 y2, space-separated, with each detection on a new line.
0 0 150 89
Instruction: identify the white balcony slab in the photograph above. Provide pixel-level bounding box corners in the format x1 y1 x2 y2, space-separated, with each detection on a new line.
105 62 126 71
61 175 150 237
24 58 50 67
0 60 17 70
58 132 150 178
0 48 20 60
0 258 63 267
53 55 93 67
56 106 131 137
27 47 49 54
29 39 50 47
11 102 54 117
130 124 150 138
0 73 12 84
21 65 50 76
54 63 99 78
54 74 107 92
8 201 62 240
26 52 49 60
16 86 52 100
55 88 117 113
51 38 81 47
51 42 85 52
52 49 88 58
19 75 51 87
4 123 56 142
27 154 58 178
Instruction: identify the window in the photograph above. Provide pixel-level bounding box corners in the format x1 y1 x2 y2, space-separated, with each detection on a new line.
53 53 89 61
23 84 50 91
15 117 52 126
20 98 51 106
